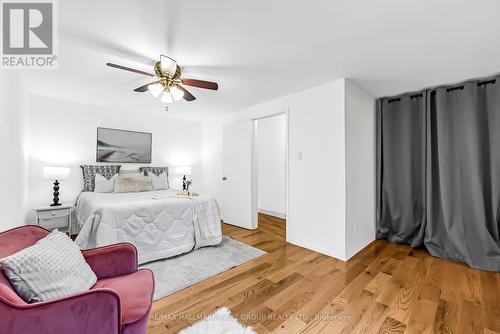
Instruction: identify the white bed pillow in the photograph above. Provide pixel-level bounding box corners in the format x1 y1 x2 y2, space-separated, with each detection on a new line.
94 173 117 193
149 172 168 190
114 174 153 193
0 229 97 303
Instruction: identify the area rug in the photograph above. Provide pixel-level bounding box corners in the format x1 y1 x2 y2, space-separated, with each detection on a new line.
178 307 255 334
140 236 266 300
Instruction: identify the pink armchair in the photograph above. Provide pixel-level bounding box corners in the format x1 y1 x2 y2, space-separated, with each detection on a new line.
0 225 154 334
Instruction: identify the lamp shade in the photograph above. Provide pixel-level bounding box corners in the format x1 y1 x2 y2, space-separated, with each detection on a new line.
161 91 174 104
43 167 70 180
170 86 184 101
173 166 192 176
160 55 177 77
148 83 164 98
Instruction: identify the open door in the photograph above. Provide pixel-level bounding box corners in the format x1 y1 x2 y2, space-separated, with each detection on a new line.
220 119 255 229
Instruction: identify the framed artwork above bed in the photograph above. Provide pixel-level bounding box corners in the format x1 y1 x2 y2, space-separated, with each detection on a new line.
96 127 152 163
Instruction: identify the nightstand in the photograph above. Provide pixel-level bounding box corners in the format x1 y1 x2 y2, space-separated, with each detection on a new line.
33 202 74 235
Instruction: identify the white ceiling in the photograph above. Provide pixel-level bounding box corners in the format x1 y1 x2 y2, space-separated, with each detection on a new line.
22 0 500 120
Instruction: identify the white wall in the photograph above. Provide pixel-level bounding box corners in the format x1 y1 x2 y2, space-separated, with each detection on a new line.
345 81 376 258
26 95 202 224
287 80 347 259
202 78 376 261
203 79 348 259
256 114 287 217
0 72 29 231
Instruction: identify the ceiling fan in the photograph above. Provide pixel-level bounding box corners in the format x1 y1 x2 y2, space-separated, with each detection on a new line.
106 55 218 103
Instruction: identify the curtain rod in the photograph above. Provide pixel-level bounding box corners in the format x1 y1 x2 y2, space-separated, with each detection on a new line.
446 79 497 93
379 73 499 101
478 79 496 87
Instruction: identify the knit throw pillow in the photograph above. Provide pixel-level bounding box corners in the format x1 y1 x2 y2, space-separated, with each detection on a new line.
0 230 97 303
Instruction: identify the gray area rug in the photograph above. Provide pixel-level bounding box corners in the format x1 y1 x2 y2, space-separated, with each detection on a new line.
140 236 266 301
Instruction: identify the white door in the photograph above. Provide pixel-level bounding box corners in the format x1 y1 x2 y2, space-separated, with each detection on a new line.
220 119 255 229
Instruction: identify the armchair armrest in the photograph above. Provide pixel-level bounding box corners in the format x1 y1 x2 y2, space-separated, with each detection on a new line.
82 243 138 279
0 288 121 334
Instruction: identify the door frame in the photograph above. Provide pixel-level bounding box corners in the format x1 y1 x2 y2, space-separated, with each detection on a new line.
251 109 290 234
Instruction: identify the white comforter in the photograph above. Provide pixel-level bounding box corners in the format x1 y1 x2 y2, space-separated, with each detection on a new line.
75 190 222 264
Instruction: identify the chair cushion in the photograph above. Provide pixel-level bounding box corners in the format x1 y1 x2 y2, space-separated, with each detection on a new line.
92 269 154 325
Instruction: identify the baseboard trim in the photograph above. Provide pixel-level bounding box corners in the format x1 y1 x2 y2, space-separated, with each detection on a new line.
287 237 346 261
257 209 286 220
221 221 258 231
345 238 375 260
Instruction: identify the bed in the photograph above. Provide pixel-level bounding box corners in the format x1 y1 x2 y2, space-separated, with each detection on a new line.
74 190 222 264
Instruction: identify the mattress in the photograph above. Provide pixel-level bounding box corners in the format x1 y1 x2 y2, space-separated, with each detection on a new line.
74 190 222 264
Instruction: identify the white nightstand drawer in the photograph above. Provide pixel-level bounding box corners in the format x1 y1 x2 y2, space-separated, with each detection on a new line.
37 208 70 220
33 202 74 235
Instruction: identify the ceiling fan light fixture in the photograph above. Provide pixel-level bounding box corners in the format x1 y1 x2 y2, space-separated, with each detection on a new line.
170 86 184 101
148 83 164 97
161 91 174 104
107 56 218 104
160 55 177 77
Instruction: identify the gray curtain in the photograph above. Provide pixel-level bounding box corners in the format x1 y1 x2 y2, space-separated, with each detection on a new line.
376 92 427 247
377 75 500 271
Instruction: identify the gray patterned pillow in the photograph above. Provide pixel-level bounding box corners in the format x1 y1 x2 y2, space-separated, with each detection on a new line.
80 165 121 192
139 167 169 188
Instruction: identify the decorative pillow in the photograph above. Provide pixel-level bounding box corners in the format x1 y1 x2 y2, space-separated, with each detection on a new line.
81 165 121 192
149 172 168 190
119 169 142 176
139 167 169 188
114 174 153 193
94 173 117 193
0 230 97 303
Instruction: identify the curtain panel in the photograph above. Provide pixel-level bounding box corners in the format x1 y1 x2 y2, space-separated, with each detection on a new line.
376 75 500 271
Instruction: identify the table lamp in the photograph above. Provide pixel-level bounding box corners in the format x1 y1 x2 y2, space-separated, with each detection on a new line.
43 167 70 206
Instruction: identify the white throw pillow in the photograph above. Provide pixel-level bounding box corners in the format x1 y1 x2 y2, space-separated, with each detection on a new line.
150 172 168 190
94 173 117 193
0 230 97 303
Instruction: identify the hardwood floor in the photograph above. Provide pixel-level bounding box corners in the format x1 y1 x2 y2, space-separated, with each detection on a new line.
147 218 500 333
258 213 286 239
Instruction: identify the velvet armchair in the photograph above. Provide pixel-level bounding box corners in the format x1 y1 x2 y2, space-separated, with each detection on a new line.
0 225 154 334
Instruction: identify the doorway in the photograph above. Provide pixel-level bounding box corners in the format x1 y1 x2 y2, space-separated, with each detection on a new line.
252 113 287 238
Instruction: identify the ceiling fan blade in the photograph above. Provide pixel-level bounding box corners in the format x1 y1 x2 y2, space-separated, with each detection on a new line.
133 81 161 92
178 85 196 101
181 78 218 91
106 63 156 77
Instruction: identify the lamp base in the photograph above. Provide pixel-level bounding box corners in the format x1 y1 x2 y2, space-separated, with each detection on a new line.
50 180 61 207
